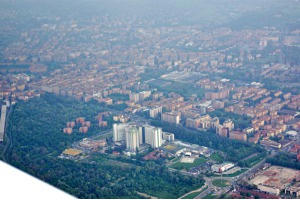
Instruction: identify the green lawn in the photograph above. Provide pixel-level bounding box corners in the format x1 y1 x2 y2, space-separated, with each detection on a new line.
248 157 265 167
212 179 229 188
160 81 205 98
93 132 112 140
213 168 248 177
182 191 201 199
209 153 223 162
169 157 206 170
203 193 217 199
172 156 181 163
152 191 174 199
108 93 128 101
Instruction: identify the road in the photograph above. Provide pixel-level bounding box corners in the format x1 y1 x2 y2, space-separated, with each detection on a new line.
236 158 266 181
136 191 157 199
195 177 234 199
179 184 207 199
240 152 259 162
195 155 271 199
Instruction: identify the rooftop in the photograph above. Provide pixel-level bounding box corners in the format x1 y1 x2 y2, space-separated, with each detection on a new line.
62 148 82 156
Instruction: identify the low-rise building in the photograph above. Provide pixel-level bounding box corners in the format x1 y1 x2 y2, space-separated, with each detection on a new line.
229 131 247 142
162 132 175 141
211 162 235 173
62 148 82 159
285 183 300 197
63 128 72 134
260 140 281 149
257 185 280 196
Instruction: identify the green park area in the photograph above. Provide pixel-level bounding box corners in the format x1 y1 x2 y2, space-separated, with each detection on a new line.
93 132 113 140
182 191 201 199
182 186 208 199
203 193 217 199
170 157 206 170
238 152 267 168
171 156 181 163
212 179 230 188
209 152 223 162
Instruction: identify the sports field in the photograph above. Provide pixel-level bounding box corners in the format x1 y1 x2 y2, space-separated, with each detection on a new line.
169 157 206 170
181 157 195 163
164 145 177 150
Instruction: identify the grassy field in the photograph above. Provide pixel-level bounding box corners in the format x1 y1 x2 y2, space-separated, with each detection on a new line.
212 179 229 188
182 186 208 199
160 81 205 98
172 157 181 163
209 153 223 162
169 157 206 170
108 93 128 101
182 191 201 199
203 193 217 199
93 132 113 140
248 157 265 167
154 190 177 199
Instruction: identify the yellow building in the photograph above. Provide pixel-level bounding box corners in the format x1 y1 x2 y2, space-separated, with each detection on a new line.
62 148 82 158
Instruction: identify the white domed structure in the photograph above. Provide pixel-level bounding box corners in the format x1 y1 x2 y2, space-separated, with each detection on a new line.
286 130 297 137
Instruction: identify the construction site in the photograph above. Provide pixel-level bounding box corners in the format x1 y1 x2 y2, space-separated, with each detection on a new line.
249 166 300 195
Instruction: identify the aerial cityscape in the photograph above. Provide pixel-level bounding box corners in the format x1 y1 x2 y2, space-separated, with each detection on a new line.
1 0 300 199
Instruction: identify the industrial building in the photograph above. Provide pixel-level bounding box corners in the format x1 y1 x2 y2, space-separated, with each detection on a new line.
249 166 300 196
285 182 300 197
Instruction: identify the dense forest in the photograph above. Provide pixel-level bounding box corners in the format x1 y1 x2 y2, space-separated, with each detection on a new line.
1 94 204 199
266 152 300 170
209 108 252 130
